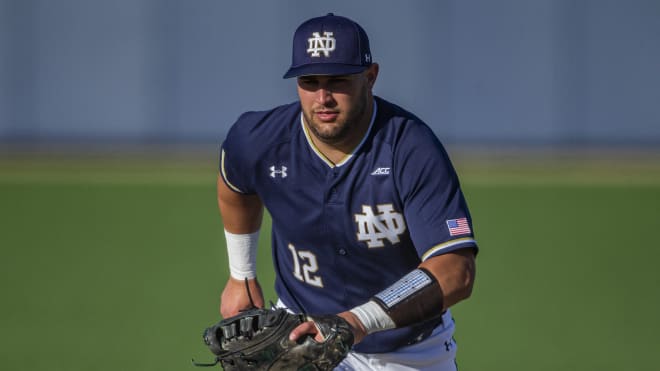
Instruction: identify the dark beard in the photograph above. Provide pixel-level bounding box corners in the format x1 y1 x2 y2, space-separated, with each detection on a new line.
303 89 369 145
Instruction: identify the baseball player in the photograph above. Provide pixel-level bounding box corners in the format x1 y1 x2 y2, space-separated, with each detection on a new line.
217 13 478 370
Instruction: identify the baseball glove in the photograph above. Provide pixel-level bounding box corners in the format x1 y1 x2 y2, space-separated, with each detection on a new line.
196 307 354 370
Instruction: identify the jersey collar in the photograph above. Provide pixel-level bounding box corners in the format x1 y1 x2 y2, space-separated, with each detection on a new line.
300 99 378 168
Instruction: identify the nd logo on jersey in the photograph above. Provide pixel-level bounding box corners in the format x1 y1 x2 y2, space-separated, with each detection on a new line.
355 204 406 248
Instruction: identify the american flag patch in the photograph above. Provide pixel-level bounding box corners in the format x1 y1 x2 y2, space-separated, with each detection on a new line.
447 218 471 236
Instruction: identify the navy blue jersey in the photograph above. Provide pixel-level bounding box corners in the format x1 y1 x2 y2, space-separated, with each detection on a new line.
220 96 478 353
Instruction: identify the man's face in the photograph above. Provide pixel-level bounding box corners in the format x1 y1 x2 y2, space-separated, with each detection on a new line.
297 66 377 145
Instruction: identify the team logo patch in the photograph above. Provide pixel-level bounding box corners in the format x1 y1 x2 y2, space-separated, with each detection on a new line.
269 165 287 178
370 167 390 176
355 204 406 248
447 218 471 236
307 32 336 57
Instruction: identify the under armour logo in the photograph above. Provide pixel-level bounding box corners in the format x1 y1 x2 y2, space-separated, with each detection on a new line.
355 204 406 248
371 167 390 176
307 32 336 57
365 53 371 63
269 165 287 178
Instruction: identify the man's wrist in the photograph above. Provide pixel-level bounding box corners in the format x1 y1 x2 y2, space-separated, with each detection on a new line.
337 311 369 344
349 300 396 335
224 229 259 279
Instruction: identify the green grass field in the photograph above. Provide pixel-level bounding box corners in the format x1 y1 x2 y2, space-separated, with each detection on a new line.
1 152 659 371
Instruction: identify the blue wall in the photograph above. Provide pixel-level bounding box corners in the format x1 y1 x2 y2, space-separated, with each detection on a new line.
1 0 659 145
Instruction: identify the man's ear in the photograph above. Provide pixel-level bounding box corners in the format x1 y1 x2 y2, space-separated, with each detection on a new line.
365 63 379 89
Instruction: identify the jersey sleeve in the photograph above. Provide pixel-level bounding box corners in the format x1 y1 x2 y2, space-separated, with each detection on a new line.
393 122 478 260
219 113 258 194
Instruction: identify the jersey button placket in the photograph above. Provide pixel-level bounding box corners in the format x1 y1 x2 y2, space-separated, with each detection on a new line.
325 168 340 203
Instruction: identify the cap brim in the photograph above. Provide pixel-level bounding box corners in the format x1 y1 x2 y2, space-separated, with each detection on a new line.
283 64 369 79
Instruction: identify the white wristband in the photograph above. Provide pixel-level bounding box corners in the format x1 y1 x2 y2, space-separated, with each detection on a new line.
224 229 259 280
350 300 396 334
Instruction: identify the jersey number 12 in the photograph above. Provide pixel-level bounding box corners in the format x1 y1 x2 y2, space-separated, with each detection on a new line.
287 244 324 288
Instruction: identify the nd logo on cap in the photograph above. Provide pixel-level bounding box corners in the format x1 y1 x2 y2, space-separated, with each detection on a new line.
307 32 336 57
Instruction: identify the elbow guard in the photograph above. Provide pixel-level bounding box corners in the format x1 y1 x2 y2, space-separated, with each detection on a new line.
350 268 444 334
372 267 444 328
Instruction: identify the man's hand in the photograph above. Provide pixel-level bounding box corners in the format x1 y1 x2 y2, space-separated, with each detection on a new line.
220 277 264 318
289 311 368 345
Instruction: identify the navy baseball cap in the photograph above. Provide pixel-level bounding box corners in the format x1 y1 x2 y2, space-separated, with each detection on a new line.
283 13 373 79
